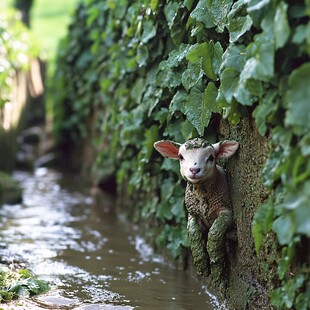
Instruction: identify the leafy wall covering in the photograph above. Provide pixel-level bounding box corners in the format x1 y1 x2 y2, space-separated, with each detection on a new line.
53 0 310 308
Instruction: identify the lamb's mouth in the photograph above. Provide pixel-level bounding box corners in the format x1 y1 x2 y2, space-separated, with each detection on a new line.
187 175 203 183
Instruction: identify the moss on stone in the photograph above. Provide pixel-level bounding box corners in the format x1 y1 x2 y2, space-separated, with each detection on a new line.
218 117 274 309
0 171 22 205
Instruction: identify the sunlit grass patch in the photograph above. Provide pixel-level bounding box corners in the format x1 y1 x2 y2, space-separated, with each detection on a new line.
30 0 80 63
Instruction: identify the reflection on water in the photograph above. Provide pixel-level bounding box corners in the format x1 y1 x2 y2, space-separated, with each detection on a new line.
0 168 224 309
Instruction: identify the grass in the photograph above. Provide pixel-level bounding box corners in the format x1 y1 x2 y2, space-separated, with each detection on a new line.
2 0 80 63
30 0 81 64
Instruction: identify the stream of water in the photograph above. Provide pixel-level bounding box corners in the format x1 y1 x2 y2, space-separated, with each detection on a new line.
0 168 223 309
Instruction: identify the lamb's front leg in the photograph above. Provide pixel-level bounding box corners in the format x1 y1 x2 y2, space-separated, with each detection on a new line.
207 210 232 292
187 213 210 277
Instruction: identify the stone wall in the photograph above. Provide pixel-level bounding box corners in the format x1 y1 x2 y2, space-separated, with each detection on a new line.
216 116 273 309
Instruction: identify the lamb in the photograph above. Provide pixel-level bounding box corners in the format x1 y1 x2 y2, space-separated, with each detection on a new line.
153 137 239 291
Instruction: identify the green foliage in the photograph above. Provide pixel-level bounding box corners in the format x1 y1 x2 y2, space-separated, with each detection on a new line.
0 8 40 108
247 1 310 308
0 267 49 301
252 199 274 253
54 0 310 308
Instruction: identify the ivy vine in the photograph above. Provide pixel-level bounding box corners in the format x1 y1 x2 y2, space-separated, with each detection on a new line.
54 0 310 309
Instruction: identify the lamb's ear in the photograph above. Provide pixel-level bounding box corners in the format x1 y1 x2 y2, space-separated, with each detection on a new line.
213 140 239 159
153 140 181 159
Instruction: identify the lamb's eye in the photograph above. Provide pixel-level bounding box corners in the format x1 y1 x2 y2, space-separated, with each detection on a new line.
178 154 184 161
207 155 214 163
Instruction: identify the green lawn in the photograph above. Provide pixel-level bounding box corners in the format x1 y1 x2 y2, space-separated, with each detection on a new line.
2 0 80 63
31 0 80 63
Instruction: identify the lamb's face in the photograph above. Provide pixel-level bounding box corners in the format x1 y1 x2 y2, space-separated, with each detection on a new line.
178 143 216 184
154 137 238 184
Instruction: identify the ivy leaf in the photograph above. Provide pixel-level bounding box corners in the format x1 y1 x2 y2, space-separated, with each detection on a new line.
273 213 295 246
143 125 159 161
206 0 233 33
220 67 240 103
185 87 208 136
185 87 204 135
156 68 183 90
260 6 275 40
160 44 197 68
170 15 186 45
181 119 196 140
182 60 204 91
277 246 295 280
151 0 159 11
226 0 251 41
285 63 310 135
262 150 287 188
241 33 274 82
186 42 217 80
212 42 223 75
136 45 149 67
220 44 246 73
252 200 274 252
228 15 252 43
221 99 242 124
296 291 310 310
190 0 215 29
130 78 146 104
245 79 262 99
165 118 187 142
185 83 218 135
164 1 180 29
220 66 258 106
141 20 157 44
160 178 175 203
154 108 169 127
156 201 173 220
295 203 310 237
247 0 271 28
292 24 310 45
170 90 187 115
170 192 185 220
184 0 196 10
299 133 310 157
143 85 163 116
203 81 220 114
274 2 290 49
283 187 310 238
166 225 186 259
253 90 278 136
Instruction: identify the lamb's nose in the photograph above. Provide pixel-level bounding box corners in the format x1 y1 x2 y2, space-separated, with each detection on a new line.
190 167 201 174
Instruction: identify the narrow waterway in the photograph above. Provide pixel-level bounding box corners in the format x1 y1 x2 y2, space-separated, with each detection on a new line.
0 168 223 309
